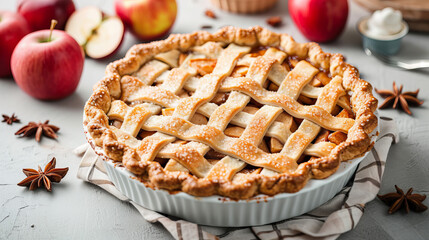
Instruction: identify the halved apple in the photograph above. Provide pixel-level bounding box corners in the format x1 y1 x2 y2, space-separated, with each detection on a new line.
65 6 125 59
85 17 125 59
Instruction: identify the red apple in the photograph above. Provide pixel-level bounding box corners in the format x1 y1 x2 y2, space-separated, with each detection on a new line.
11 22 84 100
0 11 30 78
115 0 177 41
65 7 125 59
17 0 76 32
289 0 348 42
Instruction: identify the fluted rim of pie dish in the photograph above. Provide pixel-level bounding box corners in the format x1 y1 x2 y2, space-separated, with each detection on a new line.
83 26 378 200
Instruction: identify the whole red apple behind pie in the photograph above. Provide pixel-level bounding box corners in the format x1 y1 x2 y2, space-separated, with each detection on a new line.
83 26 378 199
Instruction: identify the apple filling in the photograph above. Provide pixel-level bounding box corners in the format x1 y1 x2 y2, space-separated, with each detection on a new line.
108 44 354 171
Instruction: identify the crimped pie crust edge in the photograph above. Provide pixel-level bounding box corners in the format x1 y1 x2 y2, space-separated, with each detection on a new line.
83 26 378 199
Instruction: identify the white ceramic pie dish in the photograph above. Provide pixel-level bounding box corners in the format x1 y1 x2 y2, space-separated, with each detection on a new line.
86 112 379 227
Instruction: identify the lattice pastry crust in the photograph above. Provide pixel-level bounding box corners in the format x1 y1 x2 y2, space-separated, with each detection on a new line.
84 26 378 199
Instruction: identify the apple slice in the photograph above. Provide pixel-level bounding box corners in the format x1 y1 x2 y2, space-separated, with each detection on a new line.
85 17 124 59
65 6 102 46
65 7 125 59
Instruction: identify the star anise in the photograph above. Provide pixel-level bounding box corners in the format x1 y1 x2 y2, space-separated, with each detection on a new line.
378 185 427 214
15 120 59 142
2 113 20 125
375 82 424 115
17 157 68 191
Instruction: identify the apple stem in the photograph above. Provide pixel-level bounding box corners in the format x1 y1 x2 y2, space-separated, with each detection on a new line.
48 20 58 42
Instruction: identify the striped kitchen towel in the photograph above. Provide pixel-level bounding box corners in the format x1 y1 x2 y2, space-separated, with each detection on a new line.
75 117 398 240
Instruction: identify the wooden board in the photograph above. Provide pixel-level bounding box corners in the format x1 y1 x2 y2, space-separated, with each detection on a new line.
353 0 429 32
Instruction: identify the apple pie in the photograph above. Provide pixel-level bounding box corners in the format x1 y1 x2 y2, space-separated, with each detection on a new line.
84 26 378 199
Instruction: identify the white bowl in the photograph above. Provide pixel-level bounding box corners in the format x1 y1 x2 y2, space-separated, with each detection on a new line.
97 112 379 227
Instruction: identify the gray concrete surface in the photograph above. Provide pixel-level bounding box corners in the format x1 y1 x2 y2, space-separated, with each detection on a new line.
1 0 428 239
